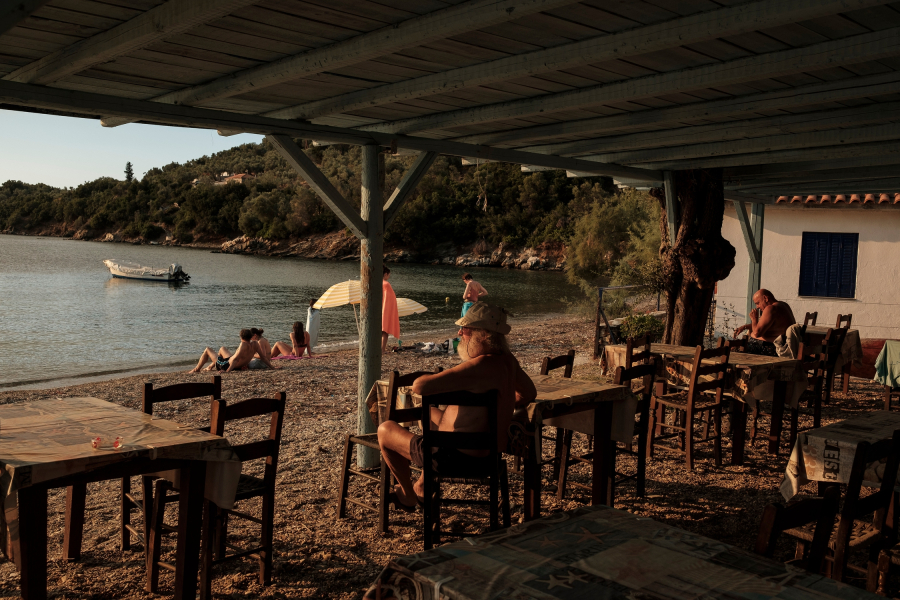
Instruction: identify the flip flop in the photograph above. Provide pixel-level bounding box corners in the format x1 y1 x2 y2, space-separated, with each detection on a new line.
387 491 421 513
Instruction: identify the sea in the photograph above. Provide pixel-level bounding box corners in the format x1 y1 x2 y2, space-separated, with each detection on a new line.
0 235 581 390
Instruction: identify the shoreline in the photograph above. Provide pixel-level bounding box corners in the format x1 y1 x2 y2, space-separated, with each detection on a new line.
0 312 570 392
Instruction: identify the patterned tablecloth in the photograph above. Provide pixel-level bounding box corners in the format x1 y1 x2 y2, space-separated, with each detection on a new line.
604 344 807 410
805 326 863 372
781 410 900 500
363 504 876 600
367 377 629 461
0 397 241 552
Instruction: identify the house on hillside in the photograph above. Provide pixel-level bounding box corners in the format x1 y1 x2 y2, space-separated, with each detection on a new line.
214 173 255 186
714 194 900 340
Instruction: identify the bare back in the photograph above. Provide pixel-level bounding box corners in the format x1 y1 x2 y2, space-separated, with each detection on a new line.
463 280 486 302
228 340 260 371
755 301 796 342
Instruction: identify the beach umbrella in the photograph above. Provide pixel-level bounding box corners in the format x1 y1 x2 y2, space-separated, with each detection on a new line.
314 279 362 333
313 280 361 309
395 298 427 317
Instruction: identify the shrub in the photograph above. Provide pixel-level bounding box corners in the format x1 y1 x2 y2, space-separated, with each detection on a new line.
619 314 664 342
141 223 165 240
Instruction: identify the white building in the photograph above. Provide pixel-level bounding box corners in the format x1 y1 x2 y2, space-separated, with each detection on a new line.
715 196 900 340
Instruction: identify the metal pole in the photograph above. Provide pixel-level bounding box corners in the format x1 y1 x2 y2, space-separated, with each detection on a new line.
357 145 383 468
745 203 765 322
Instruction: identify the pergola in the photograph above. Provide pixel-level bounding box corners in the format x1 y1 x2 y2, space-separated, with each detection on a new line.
3 0 899 460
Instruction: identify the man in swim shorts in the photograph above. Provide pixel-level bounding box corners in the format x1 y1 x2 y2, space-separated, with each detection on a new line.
377 303 536 510
189 328 280 372
460 272 488 317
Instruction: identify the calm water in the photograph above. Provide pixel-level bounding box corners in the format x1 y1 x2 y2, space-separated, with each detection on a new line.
0 235 579 389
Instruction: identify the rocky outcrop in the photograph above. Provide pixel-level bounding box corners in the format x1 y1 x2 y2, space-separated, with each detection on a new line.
436 241 566 271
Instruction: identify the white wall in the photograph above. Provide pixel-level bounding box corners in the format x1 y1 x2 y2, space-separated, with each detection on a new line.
715 205 900 340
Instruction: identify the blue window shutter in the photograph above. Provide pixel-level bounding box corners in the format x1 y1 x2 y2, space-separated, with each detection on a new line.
798 232 858 299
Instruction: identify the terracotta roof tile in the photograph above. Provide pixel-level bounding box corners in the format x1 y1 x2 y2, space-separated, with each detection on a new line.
849 194 860 203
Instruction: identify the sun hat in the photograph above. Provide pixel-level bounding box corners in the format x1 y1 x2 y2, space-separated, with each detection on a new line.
455 302 511 335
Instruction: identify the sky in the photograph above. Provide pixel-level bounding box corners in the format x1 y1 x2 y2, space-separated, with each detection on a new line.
0 109 264 189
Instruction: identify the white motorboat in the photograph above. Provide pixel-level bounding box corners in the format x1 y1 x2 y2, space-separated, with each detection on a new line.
103 259 190 282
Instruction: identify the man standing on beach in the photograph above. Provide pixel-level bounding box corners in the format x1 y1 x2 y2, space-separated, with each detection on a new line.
461 272 488 317
377 303 536 510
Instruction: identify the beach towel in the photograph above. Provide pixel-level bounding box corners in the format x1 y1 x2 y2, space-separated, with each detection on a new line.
270 354 320 360
875 340 900 389
307 305 320 349
382 280 400 339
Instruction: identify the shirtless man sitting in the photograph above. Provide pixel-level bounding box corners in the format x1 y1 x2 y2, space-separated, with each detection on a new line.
733 289 796 356
189 328 280 373
460 272 488 317
377 302 537 511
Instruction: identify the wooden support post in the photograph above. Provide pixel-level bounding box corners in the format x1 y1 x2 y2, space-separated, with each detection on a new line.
664 171 678 244
357 145 383 469
746 203 764 321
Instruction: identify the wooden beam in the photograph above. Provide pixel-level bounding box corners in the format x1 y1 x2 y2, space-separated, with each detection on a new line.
640 140 900 171
723 191 776 205
583 123 900 166
725 155 900 178
732 200 761 264
0 80 662 181
529 101 900 157
746 203 764 321
0 0 52 36
357 145 382 468
456 72 900 147
105 0 582 121
383 151 437 230
4 0 256 86
265 0 890 121
266 134 368 239
664 171 678 245
360 26 900 135
731 174 900 190
725 164 900 185
731 177 900 194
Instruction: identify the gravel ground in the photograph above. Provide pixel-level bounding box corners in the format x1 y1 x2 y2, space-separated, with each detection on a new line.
0 315 888 598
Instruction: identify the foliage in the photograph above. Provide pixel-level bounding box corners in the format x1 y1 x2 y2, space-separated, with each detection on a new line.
124 162 134 183
619 314 665 342
0 140 618 251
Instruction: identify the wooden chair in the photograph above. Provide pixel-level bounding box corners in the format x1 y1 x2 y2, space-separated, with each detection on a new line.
62 376 221 562
147 393 287 597
787 339 829 450
420 389 510 550
555 357 657 502
755 486 839 573
804 312 818 327
512 350 574 478
785 430 900 587
336 370 438 533
647 345 730 470
834 314 852 393
821 327 848 406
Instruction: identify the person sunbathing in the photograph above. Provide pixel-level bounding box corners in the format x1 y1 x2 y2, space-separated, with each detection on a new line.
271 321 314 358
251 327 272 359
189 328 280 373
377 303 536 510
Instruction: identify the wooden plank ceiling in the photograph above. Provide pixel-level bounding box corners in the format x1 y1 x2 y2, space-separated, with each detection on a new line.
1 0 900 197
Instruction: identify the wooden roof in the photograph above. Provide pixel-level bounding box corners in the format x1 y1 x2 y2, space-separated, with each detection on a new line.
1 0 900 198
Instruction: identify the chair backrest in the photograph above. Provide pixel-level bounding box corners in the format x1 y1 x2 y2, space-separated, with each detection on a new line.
624 335 652 369
823 327 848 370
420 390 499 476
143 375 221 415
840 429 900 528
210 392 287 489
687 345 731 404
613 358 657 401
835 313 852 329
717 335 748 353
754 486 839 572
540 350 575 378
804 312 818 327
384 369 442 425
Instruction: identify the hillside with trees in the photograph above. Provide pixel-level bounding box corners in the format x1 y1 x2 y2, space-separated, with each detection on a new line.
0 138 662 305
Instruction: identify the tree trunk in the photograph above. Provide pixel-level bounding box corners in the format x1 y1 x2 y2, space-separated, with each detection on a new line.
650 169 735 346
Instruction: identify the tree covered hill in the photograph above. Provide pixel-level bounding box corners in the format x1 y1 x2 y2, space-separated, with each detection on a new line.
0 139 662 299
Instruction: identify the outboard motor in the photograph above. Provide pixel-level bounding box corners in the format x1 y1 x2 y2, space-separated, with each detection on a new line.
169 264 191 282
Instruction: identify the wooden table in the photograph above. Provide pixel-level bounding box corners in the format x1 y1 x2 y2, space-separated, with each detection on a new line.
363 503 878 600
781 410 900 500
519 375 626 520
605 344 805 459
0 397 241 600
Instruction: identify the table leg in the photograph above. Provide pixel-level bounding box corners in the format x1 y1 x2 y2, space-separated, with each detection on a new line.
768 381 787 455
523 434 540 521
174 461 207 600
592 403 614 507
842 368 850 395
18 486 48 600
63 483 86 562
731 401 747 466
